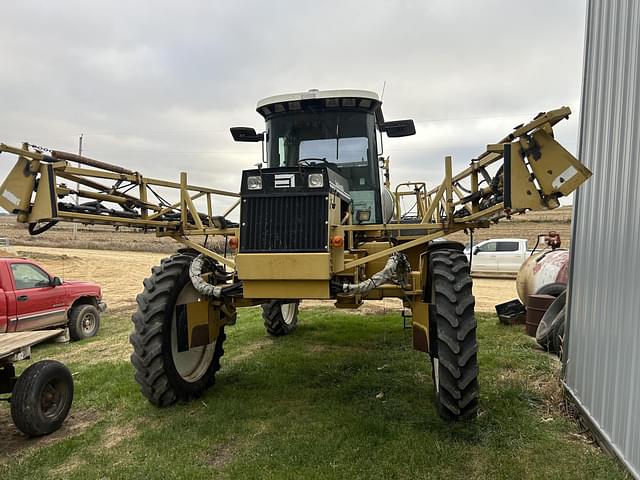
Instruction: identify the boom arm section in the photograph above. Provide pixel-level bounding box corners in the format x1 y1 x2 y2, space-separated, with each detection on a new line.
334 107 591 270
0 143 240 238
395 107 591 224
0 107 591 272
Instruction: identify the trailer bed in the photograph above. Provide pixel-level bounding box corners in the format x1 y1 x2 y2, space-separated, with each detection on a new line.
0 330 64 361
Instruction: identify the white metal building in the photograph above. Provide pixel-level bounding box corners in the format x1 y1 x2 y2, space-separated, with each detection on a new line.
564 0 640 478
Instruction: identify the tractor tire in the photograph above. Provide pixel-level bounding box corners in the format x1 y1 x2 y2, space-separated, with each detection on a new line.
68 304 101 341
536 290 567 351
261 301 299 336
11 360 74 437
428 248 479 421
130 254 227 406
535 282 566 298
549 306 566 355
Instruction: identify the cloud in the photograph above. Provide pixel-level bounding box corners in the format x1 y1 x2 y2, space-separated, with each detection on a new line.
0 0 585 215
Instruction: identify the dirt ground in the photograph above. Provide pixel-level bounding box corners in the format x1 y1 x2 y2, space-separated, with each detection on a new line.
1 245 517 314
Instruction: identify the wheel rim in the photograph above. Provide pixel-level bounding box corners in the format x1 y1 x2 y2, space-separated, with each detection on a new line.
281 303 296 325
40 377 67 419
170 283 215 383
81 312 96 334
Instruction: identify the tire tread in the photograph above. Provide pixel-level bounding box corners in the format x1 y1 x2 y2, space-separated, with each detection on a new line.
429 249 479 421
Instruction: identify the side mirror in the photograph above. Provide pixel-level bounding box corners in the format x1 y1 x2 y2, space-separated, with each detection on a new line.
473 247 479 255
380 119 416 138
230 127 264 142
50 276 62 286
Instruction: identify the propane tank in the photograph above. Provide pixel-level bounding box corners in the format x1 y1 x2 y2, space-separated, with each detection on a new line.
516 249 570 303
381 187 396 223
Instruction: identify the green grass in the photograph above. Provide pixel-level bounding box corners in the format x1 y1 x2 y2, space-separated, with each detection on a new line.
0 308 628 479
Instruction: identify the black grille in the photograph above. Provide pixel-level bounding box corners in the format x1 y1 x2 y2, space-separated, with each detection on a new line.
240 195 328 252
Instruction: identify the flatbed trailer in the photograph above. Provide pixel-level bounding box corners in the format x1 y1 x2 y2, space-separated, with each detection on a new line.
0 330 63 360
0 329 74 436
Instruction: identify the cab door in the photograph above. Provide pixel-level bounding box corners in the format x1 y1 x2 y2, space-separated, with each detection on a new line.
471 241 498 273
10 262 67 331
495 241 523 273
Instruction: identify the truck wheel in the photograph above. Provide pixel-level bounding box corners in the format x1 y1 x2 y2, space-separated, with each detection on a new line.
68 304 101 341
130 254 227 406
261 301 299 336
428 249 479 421
11 360 74 437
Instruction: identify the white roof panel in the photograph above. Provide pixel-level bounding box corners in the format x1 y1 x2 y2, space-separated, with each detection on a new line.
257 89 380 109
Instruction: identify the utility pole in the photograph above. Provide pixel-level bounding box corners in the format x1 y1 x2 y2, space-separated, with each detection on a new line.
72 134 83 240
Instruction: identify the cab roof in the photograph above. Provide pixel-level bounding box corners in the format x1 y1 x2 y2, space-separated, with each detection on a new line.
256 89 382 120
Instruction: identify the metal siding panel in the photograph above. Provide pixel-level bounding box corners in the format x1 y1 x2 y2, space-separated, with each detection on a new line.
566 0 640 477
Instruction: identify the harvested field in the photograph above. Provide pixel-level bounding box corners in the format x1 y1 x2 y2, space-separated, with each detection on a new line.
0 215 180 253
2 246 165 312
446 206 573 246
0 208 564 312
2 245 517 314
0 206 572 253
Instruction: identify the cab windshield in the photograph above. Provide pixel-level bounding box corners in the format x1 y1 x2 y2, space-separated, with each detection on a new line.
266 110 375 177
265 107 381 222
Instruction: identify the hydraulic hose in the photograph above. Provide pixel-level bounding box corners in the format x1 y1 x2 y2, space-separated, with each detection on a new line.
189 254 242 298
341 253 410 295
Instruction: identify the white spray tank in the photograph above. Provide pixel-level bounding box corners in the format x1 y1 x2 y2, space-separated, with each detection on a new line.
515 232 569 303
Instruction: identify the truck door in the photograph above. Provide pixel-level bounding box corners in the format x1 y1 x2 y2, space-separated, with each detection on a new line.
10 262 67 332
0 287 6 333
472 241 498 273
495 241 523 273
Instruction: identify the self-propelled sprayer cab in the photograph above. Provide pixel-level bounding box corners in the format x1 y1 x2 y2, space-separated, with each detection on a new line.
231 89 415 225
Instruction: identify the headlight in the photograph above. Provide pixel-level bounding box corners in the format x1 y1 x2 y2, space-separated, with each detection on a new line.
247 175 262 190
308 173 324 188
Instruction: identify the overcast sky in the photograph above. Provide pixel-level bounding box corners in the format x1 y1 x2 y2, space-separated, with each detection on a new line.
0 0 586 215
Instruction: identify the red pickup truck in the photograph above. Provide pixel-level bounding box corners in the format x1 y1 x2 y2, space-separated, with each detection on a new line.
0 257 105 340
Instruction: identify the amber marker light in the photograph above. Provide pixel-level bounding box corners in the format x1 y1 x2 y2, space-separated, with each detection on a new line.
330 235 344 248
228 236 239 249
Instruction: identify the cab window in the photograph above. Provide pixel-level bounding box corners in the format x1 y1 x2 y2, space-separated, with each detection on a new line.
477 242 497 253
266 110 376 189
299 137 368 167
496 241 519 252
11 263 51 290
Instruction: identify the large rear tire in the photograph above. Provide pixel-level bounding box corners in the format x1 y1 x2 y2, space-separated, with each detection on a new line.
428 248 479 421
130 254 228 406
536 290 567 352
261 301 299 336
535 282 566 298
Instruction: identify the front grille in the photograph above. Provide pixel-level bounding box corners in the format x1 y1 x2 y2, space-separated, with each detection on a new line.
240 194 328 252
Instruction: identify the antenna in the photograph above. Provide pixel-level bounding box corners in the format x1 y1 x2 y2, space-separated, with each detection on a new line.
380 80 387 101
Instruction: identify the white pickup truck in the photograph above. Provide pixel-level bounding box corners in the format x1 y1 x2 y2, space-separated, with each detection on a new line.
464 238 530 276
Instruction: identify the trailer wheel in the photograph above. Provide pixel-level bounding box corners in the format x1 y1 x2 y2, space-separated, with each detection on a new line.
11 360 74 437
68 304 100 341
428 248 479 421
261 301 299 336
130 254 227 406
